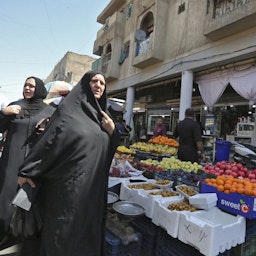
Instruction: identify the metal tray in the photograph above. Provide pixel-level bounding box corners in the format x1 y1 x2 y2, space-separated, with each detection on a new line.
113 201 144 217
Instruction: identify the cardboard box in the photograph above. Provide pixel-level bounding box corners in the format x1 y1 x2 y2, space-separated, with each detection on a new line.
201 183 256 219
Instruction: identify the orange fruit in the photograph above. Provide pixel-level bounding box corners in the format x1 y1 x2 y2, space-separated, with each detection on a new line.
230 186 237 193
225 179 233 185
224 183 231 190
204 178 210 184
236 183 244 188
224 189 230 194
216 179 224 185
252 190 256 197
217 185 224 192
232 181 238 185
237 187 244 194
244 188 252 196
243 180 252 187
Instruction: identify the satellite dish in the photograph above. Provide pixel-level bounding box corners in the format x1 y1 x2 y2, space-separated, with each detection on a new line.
135 29 146 41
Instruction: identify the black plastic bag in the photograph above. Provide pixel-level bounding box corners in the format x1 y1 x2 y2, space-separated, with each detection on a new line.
9 203 43 239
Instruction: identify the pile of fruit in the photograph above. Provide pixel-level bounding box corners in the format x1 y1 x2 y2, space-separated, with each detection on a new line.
130 142 178 155
132 161 165 172
148 135 179 147
168 170 204 186
203 160 256 183
140 157 203 173
204 175 256 196
116 145 135 155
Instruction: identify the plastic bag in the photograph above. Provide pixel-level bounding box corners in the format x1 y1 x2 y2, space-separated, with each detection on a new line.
9 203 43 238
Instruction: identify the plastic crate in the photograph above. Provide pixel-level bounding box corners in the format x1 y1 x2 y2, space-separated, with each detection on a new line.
130 215 158 256
155 227 232 256
105 229 142 256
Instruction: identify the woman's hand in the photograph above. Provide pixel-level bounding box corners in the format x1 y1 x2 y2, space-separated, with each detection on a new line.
101 111 115 136
1 105 21 115
18 176 36 188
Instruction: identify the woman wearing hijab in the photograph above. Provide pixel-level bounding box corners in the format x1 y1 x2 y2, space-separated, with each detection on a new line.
0 77 55 247
17 70 119 256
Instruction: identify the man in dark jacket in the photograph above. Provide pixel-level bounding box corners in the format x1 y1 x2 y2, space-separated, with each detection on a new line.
173 108 205 163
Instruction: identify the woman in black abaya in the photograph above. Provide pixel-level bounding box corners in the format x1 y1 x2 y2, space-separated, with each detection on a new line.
17 70 119 256
0 77 55 245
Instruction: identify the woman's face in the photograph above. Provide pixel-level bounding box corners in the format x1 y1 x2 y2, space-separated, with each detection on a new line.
23 77 36 99
89 74 106 99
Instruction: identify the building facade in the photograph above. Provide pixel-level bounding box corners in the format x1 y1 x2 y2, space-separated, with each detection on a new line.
45 51 96 85
93 0 256 142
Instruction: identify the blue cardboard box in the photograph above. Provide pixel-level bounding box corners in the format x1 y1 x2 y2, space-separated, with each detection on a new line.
201 183 256 219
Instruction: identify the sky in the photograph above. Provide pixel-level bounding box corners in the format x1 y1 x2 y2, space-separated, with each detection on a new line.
0 0 109 102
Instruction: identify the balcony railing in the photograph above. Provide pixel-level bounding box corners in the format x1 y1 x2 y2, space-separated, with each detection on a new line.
136 37 153 56
204 0 256 40
214 0 252 18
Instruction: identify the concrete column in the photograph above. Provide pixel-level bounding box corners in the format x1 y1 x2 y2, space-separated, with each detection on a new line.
179 70 193 120
124 86 134 126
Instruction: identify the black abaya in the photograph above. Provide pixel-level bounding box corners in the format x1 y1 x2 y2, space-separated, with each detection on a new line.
0 78 55 240
18 70 119 256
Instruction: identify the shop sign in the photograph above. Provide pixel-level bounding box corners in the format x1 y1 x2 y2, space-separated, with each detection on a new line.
201 183 256 219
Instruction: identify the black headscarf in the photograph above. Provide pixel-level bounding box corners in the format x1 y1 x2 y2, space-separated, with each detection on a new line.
18 70 119 255
81 69 107 111
19 69 115 179
18 76 48 117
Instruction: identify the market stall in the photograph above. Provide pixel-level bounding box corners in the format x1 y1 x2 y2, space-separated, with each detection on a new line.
106 135 256 256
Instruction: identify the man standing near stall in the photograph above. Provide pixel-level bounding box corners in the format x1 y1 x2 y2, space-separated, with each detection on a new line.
153 116 167 137
173 108 205 163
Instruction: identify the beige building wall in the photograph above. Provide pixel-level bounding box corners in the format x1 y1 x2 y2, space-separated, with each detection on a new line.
44 51 96 85
93 0 256 94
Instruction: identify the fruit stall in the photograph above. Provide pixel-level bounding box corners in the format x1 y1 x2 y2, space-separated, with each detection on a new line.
106 135 256 256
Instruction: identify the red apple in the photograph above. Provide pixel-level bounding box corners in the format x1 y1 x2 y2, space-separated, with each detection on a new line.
215 162 221 167
225 169 232 175
231 172 238 177
238 171 245 177
231 166 238 172
204 164 210 170
219 169 224 175
225 164 232 170
248 173 256 180
236 163 243 169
